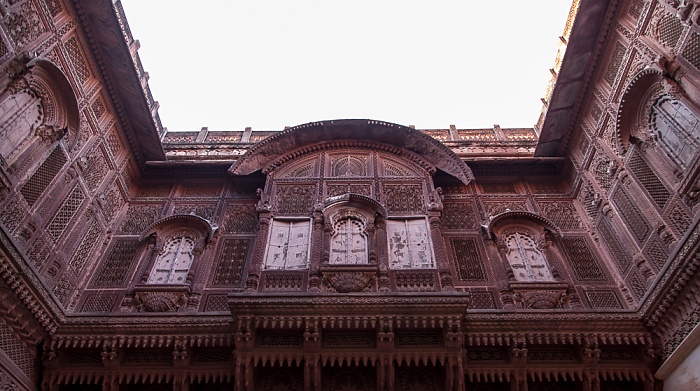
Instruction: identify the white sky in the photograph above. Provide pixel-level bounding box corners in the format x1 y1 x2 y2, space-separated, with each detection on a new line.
120 1 572 131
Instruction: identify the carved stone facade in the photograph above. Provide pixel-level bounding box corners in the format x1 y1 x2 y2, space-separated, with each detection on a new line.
0 0 698 390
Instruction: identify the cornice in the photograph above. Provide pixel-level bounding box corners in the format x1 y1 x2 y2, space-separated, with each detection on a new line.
228 120 474 185
535 0 621 157
67 0 165 170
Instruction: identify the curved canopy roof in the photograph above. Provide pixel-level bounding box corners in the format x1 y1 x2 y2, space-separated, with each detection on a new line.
228 119 474 185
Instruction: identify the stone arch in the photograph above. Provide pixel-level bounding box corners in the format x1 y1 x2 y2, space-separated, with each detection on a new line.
486 210 562 239
228 119 474 185
616 68 666 155
139 214 218 243
25 59 81 150
0 57 80 165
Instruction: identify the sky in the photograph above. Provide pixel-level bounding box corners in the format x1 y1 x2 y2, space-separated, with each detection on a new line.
119 1 573 132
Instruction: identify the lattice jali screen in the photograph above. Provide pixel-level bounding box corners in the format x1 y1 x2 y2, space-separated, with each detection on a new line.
626 269 648 300
561 236 607 282
644 237 669 271
119 204 162 234
82 147 110 192
66 350 102 365
585 290 623 309
657 13 684 48
603 42 626 86
124 350 172 365
612 187 651 243
20 146 67 206
682 31 700 70
195 350 233 363
26 234 51 268
257 332 303 348
600 349 637 362
480 183 516 193
91 238 139 288
222 205 258 233
442 202 475 230
597 217 633 273
0 319 35 379
528 349 577 362
667 202 692 235
628 150 670 208
80 292 118 312
64 36 91 83
210 239 250 286
67 221 101 276
467 291 495 309
46 185 86 241
395 331 442 347
468 349 504 361
323 332 375 348
203 294 229 312
538 201 583 230
450 237 487 281
52 274 73 306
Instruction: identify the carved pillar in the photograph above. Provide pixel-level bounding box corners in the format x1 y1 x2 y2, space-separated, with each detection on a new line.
309 207 324 292
245 213 271 292
374 214 390 292
428 212 454 291
582 369 600 391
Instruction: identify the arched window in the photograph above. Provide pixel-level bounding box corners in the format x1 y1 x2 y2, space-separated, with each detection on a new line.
330 216 368 264
147 236 196 284
650 97 700 168
505 232 553 282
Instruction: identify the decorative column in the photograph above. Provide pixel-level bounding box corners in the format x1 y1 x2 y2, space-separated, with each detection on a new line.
374 214 390 292
308 205 324 292
245 205 271 292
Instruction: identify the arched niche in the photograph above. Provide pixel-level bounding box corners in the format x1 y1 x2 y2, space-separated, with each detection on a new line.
616 67 700 165
228 119 473 186
0 57 80 165
487 211 562 283
323 194 385 266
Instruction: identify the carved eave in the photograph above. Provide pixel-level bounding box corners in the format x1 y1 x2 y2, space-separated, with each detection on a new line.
229 119 474 185
227 293 470 324
465 312 654 346
68 0 166 170
469 157 567 177
535 0 617 157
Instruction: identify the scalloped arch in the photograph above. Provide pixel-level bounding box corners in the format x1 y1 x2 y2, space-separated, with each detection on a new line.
139 214 218 242
486 210 562 238
615 68 666 154
228 119 474 185
26 58 81 150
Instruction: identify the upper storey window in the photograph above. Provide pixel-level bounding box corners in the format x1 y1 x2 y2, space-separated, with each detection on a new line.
330 216 368 265
387 219 435 269
650 98 700 168
505 232 553 282
147 236 196 284
263 219 311 270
